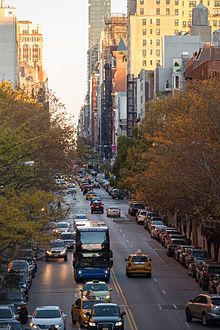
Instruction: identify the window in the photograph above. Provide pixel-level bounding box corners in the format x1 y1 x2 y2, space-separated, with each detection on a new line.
156 60 161 65
166 0 170 3
143 60 147 66
182 21 187 27
214 0 220 5
156 49 160 56
150 29 153 34
175 19 179 26
156 8 160 14
182 10 185 15
143 39 147 46
150 60 153 65
150 19 153 24
140 8 144 14
150 49 153 55
156 29 160 35
214 9 220 15
156 39 160 46
166 8 170 14
207 0 210 4
219 20 220 26
174 29 179 34
23 44 29 60
143 49 147 57
150 39 153 44
182 1 184 5
142 19 147 25
213 20 218 26
188 21 192 27
175 0 179 4
143 29 147 35
140 0 144 3
189 11 192 17
189 1 196 6
156 0 160 3
156 19 160 25
175 9 179 15
32 44 39 61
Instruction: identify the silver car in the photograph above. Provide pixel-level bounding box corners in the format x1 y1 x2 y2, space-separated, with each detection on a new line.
185 294 220 326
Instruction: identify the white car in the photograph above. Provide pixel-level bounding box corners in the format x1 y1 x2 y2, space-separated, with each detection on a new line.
30 306 67 330
53 221 70 234
136 209 148 224
151 224 167 239
74 213 88 228
106 206 121 217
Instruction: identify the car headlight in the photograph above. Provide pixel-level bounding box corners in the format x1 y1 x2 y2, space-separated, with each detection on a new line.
30 322 38 329
89 322 96 326
78 270 82 274
54 324 61 329
61 250 66 254
47 250 52 255
105 294 111 299
104 270 108 274
115 321 122 326
16 306 21 310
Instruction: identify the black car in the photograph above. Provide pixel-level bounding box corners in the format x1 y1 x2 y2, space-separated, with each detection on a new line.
0 320 23 330
0 289 28 324
61 232 75 249
128 202 145 216
91 201 104 214
87 303 126 330
1 272 30 300
15 248 37 274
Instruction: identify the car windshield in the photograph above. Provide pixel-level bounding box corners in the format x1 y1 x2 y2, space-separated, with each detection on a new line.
0 291 23 301
109 207 118 209
172 240 187 245
82 301 97 309
209 267 220 274
193 250 208 258
12 261 27 268
50 241 64 248
0 323 22 330
140 211 147 215
94 305 120 316
75 215 87 219
134 204 144 208
34 310 61 319
57 223 69 228
84 283 108 292
62 233 74 239
151 221 163 225
0 309 12 319
211 298 220 306
132 256 148 262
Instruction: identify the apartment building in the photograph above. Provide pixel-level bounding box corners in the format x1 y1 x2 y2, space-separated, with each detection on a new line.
127 0 220 75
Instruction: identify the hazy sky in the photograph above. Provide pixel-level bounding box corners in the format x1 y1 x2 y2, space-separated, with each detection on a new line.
6 0 127 122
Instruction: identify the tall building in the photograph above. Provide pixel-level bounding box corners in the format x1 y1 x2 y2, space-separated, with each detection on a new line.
88 0 111 49
127 0 220 75
18 21 47 98
0 0 17 84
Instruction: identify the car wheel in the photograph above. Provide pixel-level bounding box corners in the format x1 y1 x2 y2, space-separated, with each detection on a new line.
126 272 130 277
64 255 68 262
147 273 151 278
202 313 209 326
91 210 93 214
186 308 192 322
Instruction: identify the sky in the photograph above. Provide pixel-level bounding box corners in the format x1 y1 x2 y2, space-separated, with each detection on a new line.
6 0 127 122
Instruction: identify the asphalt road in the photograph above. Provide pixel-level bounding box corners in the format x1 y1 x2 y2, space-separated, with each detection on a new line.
27 187 220 330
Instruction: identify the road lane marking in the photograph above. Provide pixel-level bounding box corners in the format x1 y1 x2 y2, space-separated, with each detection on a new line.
185 321 190 328
153 277 157 282
112 269 138 330
173 304 177 310
162 289 167 295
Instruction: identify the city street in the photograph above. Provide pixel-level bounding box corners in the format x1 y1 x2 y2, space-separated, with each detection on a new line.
28 188 219 330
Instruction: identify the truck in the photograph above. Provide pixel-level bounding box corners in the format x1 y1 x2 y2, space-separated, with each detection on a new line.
73 222 113 282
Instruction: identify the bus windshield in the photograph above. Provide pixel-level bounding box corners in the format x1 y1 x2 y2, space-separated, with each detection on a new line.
77 230 109 250
76 252 110 267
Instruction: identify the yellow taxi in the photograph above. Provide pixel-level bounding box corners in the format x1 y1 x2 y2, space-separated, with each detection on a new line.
125 249 152 278
71 294 101 327
86 191 97 200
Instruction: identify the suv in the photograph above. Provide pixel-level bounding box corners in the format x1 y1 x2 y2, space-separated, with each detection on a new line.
136 209 148 225
185 294 220 326
91 201 104 214
128 202 145 216
199 262 220 290
87 303 126 330
45 239 67 262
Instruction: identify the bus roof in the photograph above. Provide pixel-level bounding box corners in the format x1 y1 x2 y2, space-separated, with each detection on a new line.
76 221 108 231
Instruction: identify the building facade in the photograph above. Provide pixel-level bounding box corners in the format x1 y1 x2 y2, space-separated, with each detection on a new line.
0 1 17 84
127 0 220 75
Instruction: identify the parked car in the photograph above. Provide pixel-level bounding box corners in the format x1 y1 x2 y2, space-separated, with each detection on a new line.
167 238 188 257
128 202 145 216
199 262 220 290
30 305 67 330
15 248 37 274
106 206 121 218
164 234 186 249
0 305 17 322
1 272 30 300
184 249 209 268
185 294 220 326
151 225 167 240
7 260 33 279
160 229 179 247
45 239 67 262
148 218 165 233
136 209 148 225
0 289 28 324
175 245 194 263
0 320 23 330
208 274 220 294
87 303 126 330
187 257 206 279
143 211 159 230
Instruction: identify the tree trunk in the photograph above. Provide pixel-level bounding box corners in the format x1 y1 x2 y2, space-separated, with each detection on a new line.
192 217 198 247
213 242 219 262
206 238 212 258
188 217 192 241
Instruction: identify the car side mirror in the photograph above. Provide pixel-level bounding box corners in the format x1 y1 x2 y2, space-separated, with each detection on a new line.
125 258 128 261
149 258 152 261
121 311 126 316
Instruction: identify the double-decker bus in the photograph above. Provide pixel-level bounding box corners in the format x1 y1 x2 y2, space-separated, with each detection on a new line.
73 222 113 282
